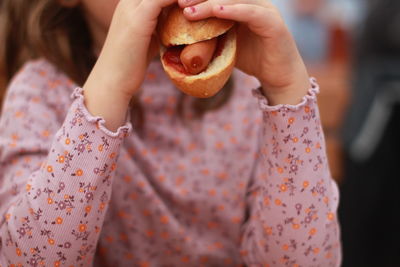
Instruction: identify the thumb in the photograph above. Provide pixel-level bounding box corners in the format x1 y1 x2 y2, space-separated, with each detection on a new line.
137 0 178 21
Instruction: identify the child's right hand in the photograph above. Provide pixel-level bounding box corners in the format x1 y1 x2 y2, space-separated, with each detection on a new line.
83 0 177 131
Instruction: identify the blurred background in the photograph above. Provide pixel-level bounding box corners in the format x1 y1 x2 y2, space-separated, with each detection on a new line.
272 0 400 266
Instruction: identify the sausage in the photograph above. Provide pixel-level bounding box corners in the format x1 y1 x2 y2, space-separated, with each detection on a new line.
180 38 218 75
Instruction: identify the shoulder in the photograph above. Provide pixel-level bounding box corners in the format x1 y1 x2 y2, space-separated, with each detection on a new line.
2 58 77 121
9 58 76 94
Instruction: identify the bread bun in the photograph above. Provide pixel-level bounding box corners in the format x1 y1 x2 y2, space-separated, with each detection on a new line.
158 4 237 98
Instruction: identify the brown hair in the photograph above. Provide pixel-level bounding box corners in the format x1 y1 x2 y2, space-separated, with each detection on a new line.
0 0 233 127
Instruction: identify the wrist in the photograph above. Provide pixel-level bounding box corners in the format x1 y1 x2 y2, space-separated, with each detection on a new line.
92 49 143 99
259 70 310 106
260 78 310 106
83 78 132 132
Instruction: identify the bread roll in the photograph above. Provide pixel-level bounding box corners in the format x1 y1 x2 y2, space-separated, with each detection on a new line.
158 4 237 98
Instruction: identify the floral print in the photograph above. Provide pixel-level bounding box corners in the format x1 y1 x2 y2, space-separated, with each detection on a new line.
0 59 341 266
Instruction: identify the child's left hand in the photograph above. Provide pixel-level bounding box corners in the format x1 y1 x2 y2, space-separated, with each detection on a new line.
178 0 310 105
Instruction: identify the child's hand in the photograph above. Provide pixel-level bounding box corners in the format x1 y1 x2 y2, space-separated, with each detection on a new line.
178 0 311 105
87 0 177 98
84 0 176 130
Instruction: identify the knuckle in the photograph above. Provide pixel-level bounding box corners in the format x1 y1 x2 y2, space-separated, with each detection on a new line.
247 7 260 20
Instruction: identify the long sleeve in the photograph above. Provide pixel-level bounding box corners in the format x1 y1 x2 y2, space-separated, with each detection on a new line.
240 79 341 266
0 65 131 266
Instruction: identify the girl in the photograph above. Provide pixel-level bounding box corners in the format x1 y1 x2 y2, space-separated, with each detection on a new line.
0 0 341 266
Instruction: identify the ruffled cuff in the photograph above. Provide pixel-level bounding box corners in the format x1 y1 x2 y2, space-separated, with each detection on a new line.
252 77 319 112
70 87 132 138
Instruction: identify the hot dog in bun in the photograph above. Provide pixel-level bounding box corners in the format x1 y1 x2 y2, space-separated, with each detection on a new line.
158 4 237 98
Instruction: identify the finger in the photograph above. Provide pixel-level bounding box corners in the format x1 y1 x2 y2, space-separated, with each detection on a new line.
182 0 213 20
178 0 206 8
213 0 270 8
183 0 268 20
139 0 178 20
212 3 279 29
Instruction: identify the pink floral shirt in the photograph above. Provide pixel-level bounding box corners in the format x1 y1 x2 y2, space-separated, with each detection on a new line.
0 59 341 267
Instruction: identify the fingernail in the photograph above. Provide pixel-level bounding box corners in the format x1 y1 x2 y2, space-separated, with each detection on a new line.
184 6 196 14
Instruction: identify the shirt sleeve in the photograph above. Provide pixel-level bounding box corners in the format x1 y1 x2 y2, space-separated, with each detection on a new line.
0 73 131 267
240 78 342 267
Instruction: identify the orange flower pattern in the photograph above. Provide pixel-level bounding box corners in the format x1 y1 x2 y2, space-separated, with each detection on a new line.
0 59 341 266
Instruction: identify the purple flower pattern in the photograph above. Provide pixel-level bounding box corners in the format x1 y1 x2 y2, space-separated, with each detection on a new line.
0 59 341 266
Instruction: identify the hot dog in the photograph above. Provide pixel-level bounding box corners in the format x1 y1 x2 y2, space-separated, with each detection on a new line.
180 38 218 75
158 4 237 98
